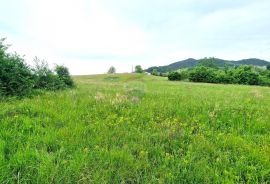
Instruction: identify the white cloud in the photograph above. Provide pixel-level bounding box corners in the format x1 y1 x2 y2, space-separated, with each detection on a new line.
1 0 270 74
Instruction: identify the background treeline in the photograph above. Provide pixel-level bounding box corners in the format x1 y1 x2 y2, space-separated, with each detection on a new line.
146 57 270 73
168 58 270 86
0 38 74 97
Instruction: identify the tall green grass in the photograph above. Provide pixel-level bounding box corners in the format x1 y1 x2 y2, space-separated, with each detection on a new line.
0 74 270 183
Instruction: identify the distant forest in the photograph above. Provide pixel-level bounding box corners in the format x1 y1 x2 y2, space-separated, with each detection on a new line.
145 58 270 73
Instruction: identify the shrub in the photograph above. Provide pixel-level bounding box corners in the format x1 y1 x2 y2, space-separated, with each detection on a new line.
188 66 217 83
179 69 190 81
233 66 259 85
55 65 74 87
168 72 182 81
33 57 65 90
259 75 270 86
0 39 34 96
0 38 75 98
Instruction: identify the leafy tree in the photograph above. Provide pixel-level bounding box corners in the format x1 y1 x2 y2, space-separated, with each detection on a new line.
135 65 143 73
55 65 74 87
168 72 182 81
267 65 270 70
151 69 158 76
108 66 116 74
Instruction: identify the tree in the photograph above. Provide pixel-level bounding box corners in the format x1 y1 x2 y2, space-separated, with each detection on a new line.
135 65 143 73
168 72 182 81
55 65 74 87
151 69 158 76
107 66 116 74
267 65 270 70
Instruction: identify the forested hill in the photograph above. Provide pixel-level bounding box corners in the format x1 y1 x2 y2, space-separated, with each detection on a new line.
145 58 270 73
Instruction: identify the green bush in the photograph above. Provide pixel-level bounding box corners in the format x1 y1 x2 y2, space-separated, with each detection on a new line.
55 65 74 87
168 72 182 81
233 66 259 85
0 38 75 97
259 75 270 86
0 39 34 96
188 66 216 83
214 70 231 84
33 57 66 90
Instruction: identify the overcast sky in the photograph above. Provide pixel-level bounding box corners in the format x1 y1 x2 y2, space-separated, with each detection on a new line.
1 0 270 74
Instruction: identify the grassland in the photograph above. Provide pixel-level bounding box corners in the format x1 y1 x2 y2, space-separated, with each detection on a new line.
0 74 270 183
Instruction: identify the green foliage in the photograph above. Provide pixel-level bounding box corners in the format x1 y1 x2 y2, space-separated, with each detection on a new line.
145 58 270 73
33 57 65 90
0 39 74 97
55 65 74 87
1 74 270 183
175 65 266 86
267 65 270 70
151 69 158 76
189 66 217 83
198 57 218 69
134 65 143 73
0 39 34 97
232 65 259 85
108 66 116 74
168 72 182 81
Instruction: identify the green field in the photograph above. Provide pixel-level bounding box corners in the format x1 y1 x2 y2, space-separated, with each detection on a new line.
1 74 270 183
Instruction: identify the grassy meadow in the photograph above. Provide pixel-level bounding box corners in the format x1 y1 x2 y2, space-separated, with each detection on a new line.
0 74 270 183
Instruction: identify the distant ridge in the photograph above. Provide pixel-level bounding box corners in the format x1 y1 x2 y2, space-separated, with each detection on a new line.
145 58 270 73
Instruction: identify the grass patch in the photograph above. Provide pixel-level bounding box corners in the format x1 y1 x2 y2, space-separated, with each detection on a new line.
0 74 270 183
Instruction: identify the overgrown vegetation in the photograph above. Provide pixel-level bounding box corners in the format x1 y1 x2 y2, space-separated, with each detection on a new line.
0 74 270 183
0 38 74 97
145 57 270 73
168 58 270 86
168 71 182 81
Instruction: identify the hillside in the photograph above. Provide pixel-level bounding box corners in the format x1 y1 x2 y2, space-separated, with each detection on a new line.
1 74 270 183
145 58 270 73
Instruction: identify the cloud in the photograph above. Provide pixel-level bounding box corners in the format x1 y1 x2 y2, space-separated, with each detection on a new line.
0 0 270 74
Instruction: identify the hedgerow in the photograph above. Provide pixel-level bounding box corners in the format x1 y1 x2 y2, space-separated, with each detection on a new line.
0 38 74 97
168 64 270 86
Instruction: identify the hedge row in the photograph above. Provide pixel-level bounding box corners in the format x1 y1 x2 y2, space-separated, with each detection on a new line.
0 38 74 97
168 65 270 86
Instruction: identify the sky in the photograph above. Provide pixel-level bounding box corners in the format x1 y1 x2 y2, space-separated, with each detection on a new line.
1 0 270 75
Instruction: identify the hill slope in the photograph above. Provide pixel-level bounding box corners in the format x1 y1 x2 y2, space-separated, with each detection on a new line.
145 58 270 73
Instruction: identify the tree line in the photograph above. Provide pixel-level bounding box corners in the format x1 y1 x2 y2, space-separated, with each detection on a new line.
0 38 74 97
168 58 270 86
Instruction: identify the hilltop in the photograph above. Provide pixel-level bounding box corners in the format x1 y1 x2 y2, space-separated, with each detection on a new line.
145 58 270 73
